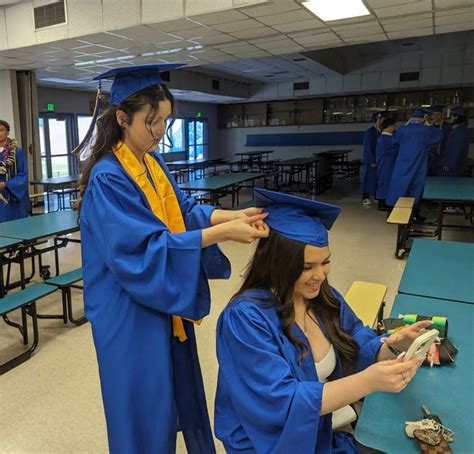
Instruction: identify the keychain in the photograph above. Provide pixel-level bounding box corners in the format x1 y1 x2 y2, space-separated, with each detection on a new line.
405 405 454 453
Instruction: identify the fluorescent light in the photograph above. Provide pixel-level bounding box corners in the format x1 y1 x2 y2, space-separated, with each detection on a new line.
302 0 370 21
38 77 80 84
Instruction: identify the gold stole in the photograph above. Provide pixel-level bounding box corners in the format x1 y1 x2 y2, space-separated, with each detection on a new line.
113 141 189 342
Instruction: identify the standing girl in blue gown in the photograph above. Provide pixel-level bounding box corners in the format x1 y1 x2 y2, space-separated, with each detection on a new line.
439 106 469 176
215 188 431 454
77 64 269 454
375 118 398 211
361 112 384 206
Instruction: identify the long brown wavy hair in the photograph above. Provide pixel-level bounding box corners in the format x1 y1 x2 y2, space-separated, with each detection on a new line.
235 230 358 374
75 84 175 212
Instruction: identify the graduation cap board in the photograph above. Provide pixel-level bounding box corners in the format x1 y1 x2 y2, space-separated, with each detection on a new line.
253 188 341 248
93 63 185 106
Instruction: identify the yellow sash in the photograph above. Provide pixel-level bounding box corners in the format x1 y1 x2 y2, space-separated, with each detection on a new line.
113 141 189 342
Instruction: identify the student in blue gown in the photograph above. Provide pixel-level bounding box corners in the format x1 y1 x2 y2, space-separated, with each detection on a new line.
215 188 432 454
386 108 442 219
76 64 270 454
375 118 398 211
439 106 470 176
426 106 451 176
0 120 29 222
361 112 385 207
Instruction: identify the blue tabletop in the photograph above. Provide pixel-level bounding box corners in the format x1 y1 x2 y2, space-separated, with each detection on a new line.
178 172 265 191
399 239 474 304
423 177 474 201
355 294 474 453
0 211 79 241
0 236 23 249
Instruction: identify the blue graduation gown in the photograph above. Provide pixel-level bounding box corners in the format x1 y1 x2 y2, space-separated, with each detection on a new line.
215 288 383 454
427 122 451 176
375 133 399 200
360 126 379 196
0 147 29 222
386 122 442 206
438 124 469 176
80 151 231 454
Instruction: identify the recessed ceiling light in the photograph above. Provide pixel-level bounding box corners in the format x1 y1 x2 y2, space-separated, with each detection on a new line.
302 0 370 21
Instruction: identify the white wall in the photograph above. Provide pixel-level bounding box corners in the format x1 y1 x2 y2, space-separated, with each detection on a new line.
0 69 20 139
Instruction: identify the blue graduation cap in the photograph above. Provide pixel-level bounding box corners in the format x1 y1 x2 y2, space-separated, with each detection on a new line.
93 63 185 105
431 105 445 113
452 106 465 116
371 111 388 122
410 107 429 118
254 188 341 247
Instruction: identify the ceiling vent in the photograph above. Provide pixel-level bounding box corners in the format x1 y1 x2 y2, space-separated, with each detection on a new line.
293 81 309 91
399 71 420 82
212 79 220 90
34 0 66 30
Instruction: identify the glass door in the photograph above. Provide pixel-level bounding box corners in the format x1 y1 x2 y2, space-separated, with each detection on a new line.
187 119 207 160
39 113 75 178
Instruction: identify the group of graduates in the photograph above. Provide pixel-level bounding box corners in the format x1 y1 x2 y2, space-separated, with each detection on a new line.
361 106 470 216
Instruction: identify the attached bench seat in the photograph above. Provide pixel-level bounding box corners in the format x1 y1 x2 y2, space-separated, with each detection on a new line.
345 281 387 329
387 197 415 259
0 283 58 374
45 268 86 326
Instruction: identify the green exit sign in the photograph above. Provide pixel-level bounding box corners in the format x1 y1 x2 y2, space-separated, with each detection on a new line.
197 111 202 117
47 103 56 112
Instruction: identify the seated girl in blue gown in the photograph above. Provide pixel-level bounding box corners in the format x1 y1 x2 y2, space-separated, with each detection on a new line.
215 188 432 453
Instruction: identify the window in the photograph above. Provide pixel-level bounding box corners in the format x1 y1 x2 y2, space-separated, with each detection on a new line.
158 118 185 153
77 115 94 143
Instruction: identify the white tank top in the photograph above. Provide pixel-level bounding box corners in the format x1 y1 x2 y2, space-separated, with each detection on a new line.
315 345 357 430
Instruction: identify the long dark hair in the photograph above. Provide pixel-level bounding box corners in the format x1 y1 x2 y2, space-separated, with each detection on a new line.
235 230 358 374
75 83 175 211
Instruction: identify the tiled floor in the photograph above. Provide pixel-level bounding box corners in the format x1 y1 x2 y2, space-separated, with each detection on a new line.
1 182 472 453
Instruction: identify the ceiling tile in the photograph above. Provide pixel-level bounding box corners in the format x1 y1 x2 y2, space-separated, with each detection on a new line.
387 26 434 39
373 0 432 18
257 9 314 26
213 18 263 33
238 1 300 17
172 26 221 39
192 34 238 46
382 18 433 32
366 0 422 7
332 20 380 31
436 22 474 34
334 24 385 38
272 18 326 33
189 9 249 25
343 33 388 44
147 18 201 32
381 13 432 24
229 27 277 40
435 12 474 25
434 0 474 7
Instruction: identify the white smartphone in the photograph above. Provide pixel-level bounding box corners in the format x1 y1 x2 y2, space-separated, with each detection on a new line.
404 329 439 362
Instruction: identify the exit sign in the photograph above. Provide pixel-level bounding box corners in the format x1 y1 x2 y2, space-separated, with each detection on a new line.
47 103 56 112
197 112 202 117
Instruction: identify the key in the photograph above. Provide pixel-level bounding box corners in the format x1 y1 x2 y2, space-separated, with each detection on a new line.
421 405 442 424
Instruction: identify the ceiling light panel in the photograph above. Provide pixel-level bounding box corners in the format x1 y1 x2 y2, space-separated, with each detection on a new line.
302 0 370 21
